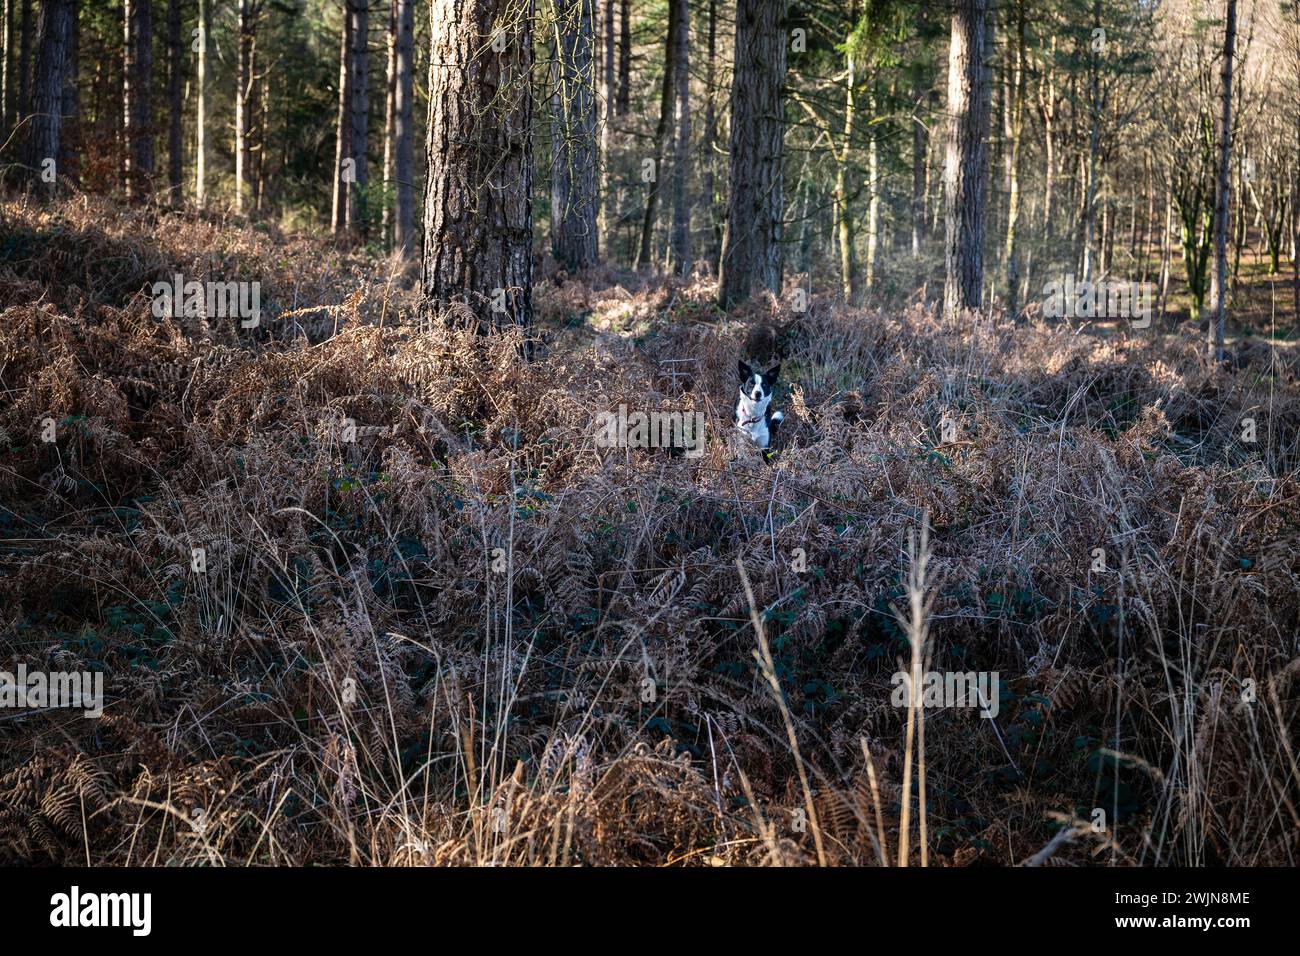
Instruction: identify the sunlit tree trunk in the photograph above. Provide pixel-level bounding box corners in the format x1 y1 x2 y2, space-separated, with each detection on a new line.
717 0 787 309
235 0 260 214
835 44 857 301
668 0 690 274
195 0 207 207
423 0 535 336
1 0 12 136
911 71 928 258
866 87 881 291
348 0 369 236
635 0 676 271
1002 1 1025 316
598 0 614 253
942 0 989 320
392 0 414 255
615 0 628 115
702 0 720 268
551 0 599 271
331 7 352 234
382 0 396 246
1208 0 1236 364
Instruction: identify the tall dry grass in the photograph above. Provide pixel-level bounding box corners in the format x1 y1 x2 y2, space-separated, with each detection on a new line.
0 194 1297 866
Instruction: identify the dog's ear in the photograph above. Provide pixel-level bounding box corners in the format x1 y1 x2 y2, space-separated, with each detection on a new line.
763 362 782 383
738 360 754 381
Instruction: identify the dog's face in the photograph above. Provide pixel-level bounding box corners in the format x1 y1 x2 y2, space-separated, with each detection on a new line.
738 361 781 404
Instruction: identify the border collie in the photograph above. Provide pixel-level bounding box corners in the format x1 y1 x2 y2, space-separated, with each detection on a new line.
735 361 784 450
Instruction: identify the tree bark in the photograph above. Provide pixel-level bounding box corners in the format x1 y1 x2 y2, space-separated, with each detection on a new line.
598 0 614 252
235 0 258 214
615 0 629 115
942 0 990 320
1002 0 1025 316
252 68 267 211
702 0 720 268
123 0 152 202
866 87 880 291
423 0 535 336
348 0 369 236
551 0 599 271
195 0 207 206
167 0 181 203
18 0 31 119
717 0 787 309
58 0 76 180
23 0 71 198
1037 37 1056 239
1080 0 1103 282
2 0 11 136
382 0 397 245
668 0 690 274
392 0 414 254
911 71 928 258
1208 0 1236 365
635 0 676 271
331 5 352 234
835 42 857 301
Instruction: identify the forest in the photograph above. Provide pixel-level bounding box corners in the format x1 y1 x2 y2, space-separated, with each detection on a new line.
0 0 1297 870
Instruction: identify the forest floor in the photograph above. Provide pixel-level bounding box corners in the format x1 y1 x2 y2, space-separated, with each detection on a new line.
1 194 1298 866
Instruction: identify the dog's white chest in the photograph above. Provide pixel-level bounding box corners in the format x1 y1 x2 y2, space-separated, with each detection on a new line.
736 412 772 449
735 396 777 449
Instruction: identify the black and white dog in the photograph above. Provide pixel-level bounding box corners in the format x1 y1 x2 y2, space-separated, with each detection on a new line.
735 361 784 450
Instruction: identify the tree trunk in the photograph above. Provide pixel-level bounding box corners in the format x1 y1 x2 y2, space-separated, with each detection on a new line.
18 0 30 118
331 6 352 234
382 0 396 246
167 0 181 203
717 0 787 309
1002 0 1024 317
866 87 880 291
235 0 255 214
598 0 614 252
615 0 629 116
942 0 989 320
23 0 71 198
348 0 370 236
1080 1 1102 282
252 68 267 211
1038 42 1056 239
1099 189 1110 276
702 0 720 268
1158 175 1172 322
1141 153 1155 284
392 0 414 255
123 0 152 202
195 0 206 207
835 43 857 301
2 0 11 136
423 0 535 336
911 71 928 258
635 0 676 271
58 0 76 181
551 0 599 271
1208 0 1236 364
668 0 690 274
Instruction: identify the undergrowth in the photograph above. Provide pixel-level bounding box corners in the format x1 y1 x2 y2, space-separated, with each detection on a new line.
1 194 1297 866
